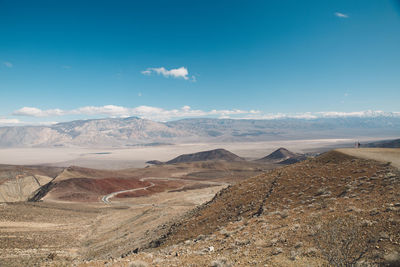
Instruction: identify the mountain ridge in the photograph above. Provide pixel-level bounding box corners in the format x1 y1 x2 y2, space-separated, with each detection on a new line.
147 150 400 266
1 116 399 148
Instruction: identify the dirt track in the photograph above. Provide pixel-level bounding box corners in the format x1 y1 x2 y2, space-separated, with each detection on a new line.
337 148 400 168
0 182 226 266
101 180 155 204
102 177 228 204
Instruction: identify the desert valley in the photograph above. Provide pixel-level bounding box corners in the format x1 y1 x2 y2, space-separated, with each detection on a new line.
1 1 400 266
0 121 399 266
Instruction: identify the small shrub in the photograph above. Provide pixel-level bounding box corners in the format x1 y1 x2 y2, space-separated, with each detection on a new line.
313 216 376 266
129 260 148 267
211 257 232 267
383 251 400 267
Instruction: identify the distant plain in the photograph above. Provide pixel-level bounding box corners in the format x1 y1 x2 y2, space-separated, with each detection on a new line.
0 138 380 169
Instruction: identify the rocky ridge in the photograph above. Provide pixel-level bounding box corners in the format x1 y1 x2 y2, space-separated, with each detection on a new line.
78 150 400 266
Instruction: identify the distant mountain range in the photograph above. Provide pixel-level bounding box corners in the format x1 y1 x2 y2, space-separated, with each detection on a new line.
0 116 399 147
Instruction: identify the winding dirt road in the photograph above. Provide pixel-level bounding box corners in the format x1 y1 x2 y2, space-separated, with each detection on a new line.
101 177 227 204
101 179 155 204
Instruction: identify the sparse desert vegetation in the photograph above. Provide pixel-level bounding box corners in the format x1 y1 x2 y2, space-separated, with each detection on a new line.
2 148 398 266
2 1 399 265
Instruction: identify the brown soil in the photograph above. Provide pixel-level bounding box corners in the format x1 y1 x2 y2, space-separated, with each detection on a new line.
9 149 399 266
169 183 218 192
115 150 399 266
42 160 275 202
115 180 185 198
0 202 101 266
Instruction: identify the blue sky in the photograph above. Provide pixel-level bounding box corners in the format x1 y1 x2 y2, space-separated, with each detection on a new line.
0 0 399 124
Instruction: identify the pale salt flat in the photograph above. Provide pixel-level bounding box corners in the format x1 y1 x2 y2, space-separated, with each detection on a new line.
0 138 385 169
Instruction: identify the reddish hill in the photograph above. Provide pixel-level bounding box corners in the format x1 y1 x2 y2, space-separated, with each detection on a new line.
37 166 187 202
47 177 150 202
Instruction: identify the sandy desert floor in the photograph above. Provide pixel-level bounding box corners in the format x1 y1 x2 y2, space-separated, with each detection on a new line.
0 184 226 266
1 142 399 266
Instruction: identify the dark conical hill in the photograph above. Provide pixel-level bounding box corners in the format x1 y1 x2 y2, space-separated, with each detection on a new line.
256 147 300 162
166 149 243 164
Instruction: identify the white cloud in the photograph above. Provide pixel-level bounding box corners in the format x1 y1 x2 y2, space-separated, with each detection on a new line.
12 107 64 117
316 110 390 118
0 118 21 125
334 12 349 18
141 67 191 80
130 105 207 121
12 105 257 121
11 106 400 121
0 118 59 126
73 105 130 117
3 62 13 68
141 70 151 75
236 110 400 120
234 111 320 120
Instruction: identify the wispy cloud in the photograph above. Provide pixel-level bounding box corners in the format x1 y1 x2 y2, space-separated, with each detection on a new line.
3 62 13 68
242 110 400 120
0 118 58 126
334 12 349 18
12 105 257 121
0 118 21 125
316 110 395 117
141 67 193 81
12 106 400 122
12 107 64 117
